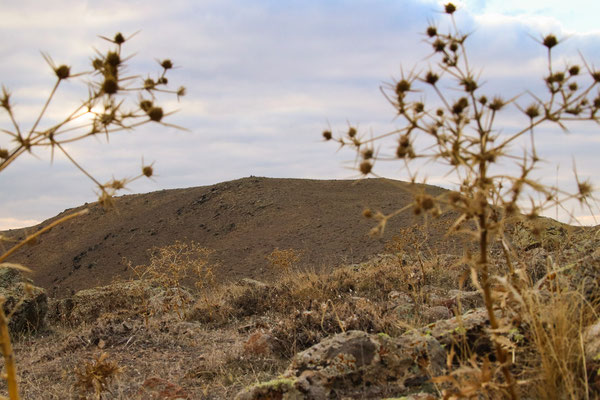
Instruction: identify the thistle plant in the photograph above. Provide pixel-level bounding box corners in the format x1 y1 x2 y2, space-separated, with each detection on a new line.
0 32 185 209
0 32 184 400
324 3 598 398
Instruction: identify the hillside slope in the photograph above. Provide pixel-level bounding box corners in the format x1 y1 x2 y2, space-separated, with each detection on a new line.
3 177 462 297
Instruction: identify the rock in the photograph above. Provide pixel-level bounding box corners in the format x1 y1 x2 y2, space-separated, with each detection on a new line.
235 378 305 400
447 290 483 311
584 320 600 363
0 266 47 333
421 305 453 324
49 280 163 324
422 308 492 356
239 278 269 289
237 330 445 399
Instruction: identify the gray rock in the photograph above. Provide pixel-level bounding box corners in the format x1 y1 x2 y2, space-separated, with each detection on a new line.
49 280 163 324
0 266 47 334
236 330 445 399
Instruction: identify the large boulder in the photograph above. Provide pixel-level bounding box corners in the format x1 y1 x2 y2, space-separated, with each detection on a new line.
236 308 494 400
236 330 445 399
0 266 47 334
48 280 168 325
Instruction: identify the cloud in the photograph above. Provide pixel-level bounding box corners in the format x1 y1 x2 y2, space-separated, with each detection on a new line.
0 218 42 231
1 0 599 229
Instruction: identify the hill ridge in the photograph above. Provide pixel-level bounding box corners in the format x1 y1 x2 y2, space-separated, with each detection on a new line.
3 176 460 298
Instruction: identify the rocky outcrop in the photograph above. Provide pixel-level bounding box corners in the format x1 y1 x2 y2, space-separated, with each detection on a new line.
0 265 48 334
48 280 165 324
236 330 445 399
236 307 492 400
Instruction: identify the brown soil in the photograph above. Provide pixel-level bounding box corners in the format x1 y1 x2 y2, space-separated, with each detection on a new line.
2 177 463 298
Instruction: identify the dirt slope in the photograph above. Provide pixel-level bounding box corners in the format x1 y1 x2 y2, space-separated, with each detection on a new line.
2 177 462 298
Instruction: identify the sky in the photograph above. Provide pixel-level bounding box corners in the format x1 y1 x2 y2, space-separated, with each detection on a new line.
1 0 599 230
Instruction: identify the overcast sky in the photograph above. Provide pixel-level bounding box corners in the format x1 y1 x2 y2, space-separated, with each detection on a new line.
1 0 599 230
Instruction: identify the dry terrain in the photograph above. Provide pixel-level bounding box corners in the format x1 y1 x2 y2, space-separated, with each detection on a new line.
1 177 598 399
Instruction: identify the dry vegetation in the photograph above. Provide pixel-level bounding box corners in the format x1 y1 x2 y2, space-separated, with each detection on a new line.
322 2 600 399
0 31 183 399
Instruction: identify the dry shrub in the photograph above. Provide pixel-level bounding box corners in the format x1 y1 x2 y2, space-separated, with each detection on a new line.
130 241 214 320
324 2 600 398
266 248 302 274
73 352 122 399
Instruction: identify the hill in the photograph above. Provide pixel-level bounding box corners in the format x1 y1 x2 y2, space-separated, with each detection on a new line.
2 177 463 298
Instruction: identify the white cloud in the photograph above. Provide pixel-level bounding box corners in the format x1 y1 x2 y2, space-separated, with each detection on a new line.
0 218 41 230
0 0 599 228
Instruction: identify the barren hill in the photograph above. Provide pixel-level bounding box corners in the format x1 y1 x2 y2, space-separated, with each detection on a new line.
3 177 463 298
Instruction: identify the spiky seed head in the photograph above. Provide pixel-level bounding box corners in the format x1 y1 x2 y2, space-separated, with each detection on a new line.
592 71 600 82
144 78 155 90
102 77 119 94
399 134 410 148
0 90 10 110
444 3 457 14
161 59 173 69
452 97 469 114
114 32 125 44
142 165 153 177
593 96 600 109
348 127 357 137
359 161 372 175
177 86 186 98
140 99 153 112
420 195 434 210
432 39 445 52
362 148 373 160
568 82 578 91
569 65 580 76
548 72 565 83
426 26 437 37
525 104 540 119
322 130 332 140
108 179 126 190
158 77 168 84
396 145 411 158
396 79 411 94
425 71 439 85
488 97 505 111
105 51 121 67
578 180 593 200
0 148 8 159
542 34 558 49
449 41 459 52
414 102 424 113
92 58 103 70
478 96 487 105
147 106 164 122
461 77 477 92
436 108 444 117
55 65 70 80
362 208 373 218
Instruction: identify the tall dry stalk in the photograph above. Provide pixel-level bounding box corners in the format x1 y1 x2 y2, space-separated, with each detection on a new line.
325 3 598 398
0 32 184 399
